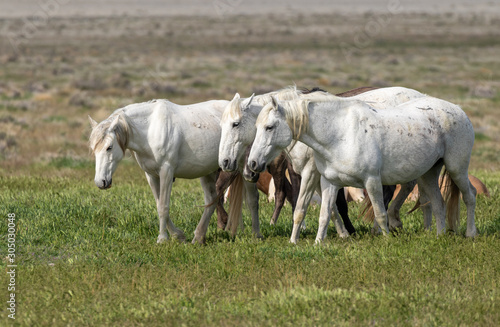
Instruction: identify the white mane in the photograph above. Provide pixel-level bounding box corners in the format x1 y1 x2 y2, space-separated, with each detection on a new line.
253 86 302 106
222 86 303 122
257 93 344 138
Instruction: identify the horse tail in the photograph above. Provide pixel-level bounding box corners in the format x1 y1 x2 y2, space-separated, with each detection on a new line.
225 173 245 237
359 185 395 223
407 200 421 214
360 196 375 223
442 170 460 233
469 174 490 197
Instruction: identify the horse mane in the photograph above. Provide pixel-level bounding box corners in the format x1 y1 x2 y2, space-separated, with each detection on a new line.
222 86 303 122
256 100 308 139
224 85 339 123
253 86 302 106
89 110 130 154
300 86 327 94
257 91 344 139
221 97 243 121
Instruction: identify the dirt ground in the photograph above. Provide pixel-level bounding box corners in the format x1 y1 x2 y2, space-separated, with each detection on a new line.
2 0 500 17
0 2 499 173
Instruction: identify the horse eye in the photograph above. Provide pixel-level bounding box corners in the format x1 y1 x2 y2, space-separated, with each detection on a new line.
232 122 240 128
266 125 274 132
106 145 113 151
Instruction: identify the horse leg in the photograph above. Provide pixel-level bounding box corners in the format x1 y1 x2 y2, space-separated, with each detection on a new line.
192 172 219 244
243 179 262 238
387 182 415 231
215 170 228 229
336 188 356 235
215 170 227 229
383 185 396 209
268 154 287 225
215 170 239 229
315 177 348 243
443 133 476 236
145 172 160 206
415 187 433 230
290 167 320 244
417 163 446 235
285 160 301 211
365 176 390 236
158 165 185 243
145 172 167 242
445 169 477 237
456 177 477 237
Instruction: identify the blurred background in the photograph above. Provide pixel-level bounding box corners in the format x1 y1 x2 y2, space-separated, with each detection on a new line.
0 0 499 174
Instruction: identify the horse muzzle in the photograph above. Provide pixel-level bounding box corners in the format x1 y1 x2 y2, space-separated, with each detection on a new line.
243 165 260 183
248 159 266 173
95 178 112 190
220 158 237 172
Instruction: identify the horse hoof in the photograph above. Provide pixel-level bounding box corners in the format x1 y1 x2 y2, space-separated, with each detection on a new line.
174 234 187 243
389 222 403 231
157 234 169 244
466 228 477 238
389 225 403 235
192 236 206 245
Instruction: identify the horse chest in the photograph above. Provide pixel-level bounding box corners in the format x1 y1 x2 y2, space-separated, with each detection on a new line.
134 153 161 176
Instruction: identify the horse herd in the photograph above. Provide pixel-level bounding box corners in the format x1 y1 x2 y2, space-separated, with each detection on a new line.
88 86 479 244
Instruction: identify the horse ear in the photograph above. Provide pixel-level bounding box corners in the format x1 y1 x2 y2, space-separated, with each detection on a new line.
88 115 98 129
108 115 120 132
241 93 255 109
231 93 240 102
271 95 279 109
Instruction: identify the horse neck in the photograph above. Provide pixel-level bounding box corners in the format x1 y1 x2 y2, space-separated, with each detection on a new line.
247 103 264 120
119 102 158 153
295 100 349 155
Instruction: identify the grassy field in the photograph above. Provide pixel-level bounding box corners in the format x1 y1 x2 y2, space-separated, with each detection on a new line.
0 164 499 326
1 10 500 326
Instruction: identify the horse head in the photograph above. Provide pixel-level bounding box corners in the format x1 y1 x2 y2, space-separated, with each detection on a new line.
88 114 128 189
248 96 294 173
219 92 255 172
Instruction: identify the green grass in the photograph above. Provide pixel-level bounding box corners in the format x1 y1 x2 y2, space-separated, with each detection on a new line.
1 11 500 326
0 165 499 326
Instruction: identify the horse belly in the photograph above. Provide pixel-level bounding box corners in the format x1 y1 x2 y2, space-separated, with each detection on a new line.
379 138 443 184
314 157 366 188
174 130 221 179
174 151 219 179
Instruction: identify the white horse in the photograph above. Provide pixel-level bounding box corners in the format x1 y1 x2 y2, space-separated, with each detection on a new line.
248 94 477 242
219 86 427 243
88 99 261 244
